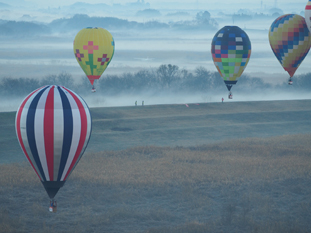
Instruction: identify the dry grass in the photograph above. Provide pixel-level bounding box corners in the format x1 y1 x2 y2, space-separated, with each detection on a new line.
72 134 311 186
0 162 37 186
1 134 311 233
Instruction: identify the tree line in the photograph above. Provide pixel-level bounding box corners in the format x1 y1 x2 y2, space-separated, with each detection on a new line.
0 64 310 97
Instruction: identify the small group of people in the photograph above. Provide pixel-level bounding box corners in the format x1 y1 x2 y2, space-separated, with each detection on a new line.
135 101 144 106
49 200 57 213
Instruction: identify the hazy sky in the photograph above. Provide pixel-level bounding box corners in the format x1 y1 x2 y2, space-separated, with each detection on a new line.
23 0 308 9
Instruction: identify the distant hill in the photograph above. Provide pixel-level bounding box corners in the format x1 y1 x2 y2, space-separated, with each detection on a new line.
0 21 50 36
48 13 218 33
61 2 111 14
136 9 161 17
0 19 7 24
60 1 150 15
0 12 219 37
166 11 190 17
0 2 10 8
49 14 169 32
70 1 110 8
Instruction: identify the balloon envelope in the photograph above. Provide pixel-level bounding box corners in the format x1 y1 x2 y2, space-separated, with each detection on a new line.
269 14 311 78
305 1 311 32
74 27 115 86
211 26 251 91
15 85 92 199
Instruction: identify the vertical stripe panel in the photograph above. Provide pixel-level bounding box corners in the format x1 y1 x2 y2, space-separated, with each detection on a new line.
57 87 73 181
60 87 81 180
44 86 55 181
34 87 50 180
16 87 45 180
80 95 92 156
26 86 49 181
20 93 44 180
62 87 88 180
53 86 64 181
68 89 92 162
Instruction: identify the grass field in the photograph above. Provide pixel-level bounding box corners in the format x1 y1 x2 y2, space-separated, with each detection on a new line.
1 100 311 232
1 135 311 232
3 99 311 163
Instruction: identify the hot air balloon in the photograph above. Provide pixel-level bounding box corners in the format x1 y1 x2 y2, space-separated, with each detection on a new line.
305 1 311 32
74 27 115 92
211 26 251 99
269 14 311 85
15 85 92 212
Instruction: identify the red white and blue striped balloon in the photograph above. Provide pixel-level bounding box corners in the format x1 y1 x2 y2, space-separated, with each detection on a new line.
15 85 92 199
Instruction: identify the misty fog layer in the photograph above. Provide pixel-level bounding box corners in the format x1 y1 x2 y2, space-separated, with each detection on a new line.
1 66 311 112
1 1 311 111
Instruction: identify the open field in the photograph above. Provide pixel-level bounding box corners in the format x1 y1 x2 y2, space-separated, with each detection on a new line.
1 135 311 232
2 99 311 163
1 100 311 232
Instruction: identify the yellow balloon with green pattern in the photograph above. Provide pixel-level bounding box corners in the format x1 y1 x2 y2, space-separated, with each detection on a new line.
74 27 115 86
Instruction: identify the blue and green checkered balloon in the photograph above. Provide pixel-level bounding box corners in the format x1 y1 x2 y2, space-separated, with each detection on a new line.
211 26 251 91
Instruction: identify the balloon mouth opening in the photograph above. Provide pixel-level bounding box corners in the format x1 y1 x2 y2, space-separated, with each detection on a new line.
42 181 65 199
87 75 101 85
224 80 237 91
